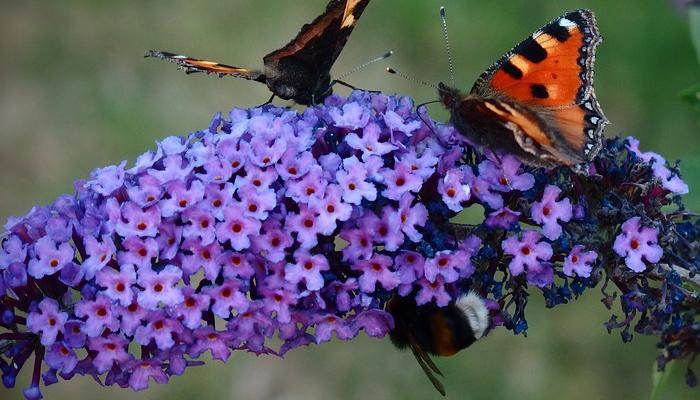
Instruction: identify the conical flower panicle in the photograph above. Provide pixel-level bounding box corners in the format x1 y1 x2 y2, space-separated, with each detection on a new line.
1 91 699 398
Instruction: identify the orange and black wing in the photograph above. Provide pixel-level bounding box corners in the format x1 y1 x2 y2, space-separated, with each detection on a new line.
261 0 371 105
264 0 370 80
449 10 608 167
144 50 265 82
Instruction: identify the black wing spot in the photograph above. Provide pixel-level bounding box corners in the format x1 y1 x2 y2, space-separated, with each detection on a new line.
502 61 523 80
530 84 549 99
548 25 572 42
514 37 547 63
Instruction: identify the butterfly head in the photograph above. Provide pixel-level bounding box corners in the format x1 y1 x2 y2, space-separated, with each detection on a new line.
437 82 463 111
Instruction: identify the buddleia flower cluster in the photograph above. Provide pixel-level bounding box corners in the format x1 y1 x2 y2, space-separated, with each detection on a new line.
1 91 698 399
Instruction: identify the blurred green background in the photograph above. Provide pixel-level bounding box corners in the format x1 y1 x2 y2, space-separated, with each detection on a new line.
2 0 700 399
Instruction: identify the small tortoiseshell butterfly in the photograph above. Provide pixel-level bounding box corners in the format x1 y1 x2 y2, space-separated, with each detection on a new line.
439 9 608 169
146 0 370 106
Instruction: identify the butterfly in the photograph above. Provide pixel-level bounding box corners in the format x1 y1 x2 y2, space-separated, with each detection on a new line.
439 9 608 169
145 0 370 106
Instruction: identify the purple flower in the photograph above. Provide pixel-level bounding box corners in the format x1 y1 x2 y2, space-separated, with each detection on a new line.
215 204 262 251
25 299 68 346
311 184 352 234
627 137 689 194
414 276 451 306
125 358 168 391
45 343 78 374
502 230 553 276
136 266 184 310
613 217 663 272
563 245 598 278
424 250 472 283
286 204 324 249
26 236 74 279
202 279 249 318
479 155 534 192
336 157 378 205
115 202 161 238
329 101 370 129
88 334 133 373
438 168 471 212
74 294 120 337
95 264 136 306
345 122 398 160
81 235 116 280
189 327 237 362
353 254 400 293
381 162 423 201
286 251 330 291
167 287 211 329
313 314 355 343
134 310 184 350
485 207 521 229
531 185 573 240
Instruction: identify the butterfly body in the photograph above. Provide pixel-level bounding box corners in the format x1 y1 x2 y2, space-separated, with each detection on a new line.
146 0 370 105
440 9 608 168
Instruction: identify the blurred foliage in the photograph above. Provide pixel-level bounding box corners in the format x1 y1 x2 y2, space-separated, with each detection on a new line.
1 1 699 399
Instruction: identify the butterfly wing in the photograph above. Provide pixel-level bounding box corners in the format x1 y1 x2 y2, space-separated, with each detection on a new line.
465 9 608 166
144 50 265 82
262 0 371 104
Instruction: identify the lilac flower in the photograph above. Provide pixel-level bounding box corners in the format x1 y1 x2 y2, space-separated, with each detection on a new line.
563 245 598 278
189 327 237 362
531 185 573 240
502 230 553 278
95 263 137 306
353 254 400 293
345 122 398 160
286 251 330 291
88 334 133 373
438 168 471 212
134 310 184 350
45 342 78 374
479 156 534 192
2 92 699 399
424 250 471 283
485 207 521 229
381 162 423 200
74 294 120 337
136 266 184 310
626 137 689 194
336 156 378 204
613 217 663 272
26 236 74 279
215 204 262 251
414 276 452 306
26 298 68 346
81 235 116 279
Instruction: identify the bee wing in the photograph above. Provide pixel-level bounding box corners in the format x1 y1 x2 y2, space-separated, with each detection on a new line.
408 335 446 396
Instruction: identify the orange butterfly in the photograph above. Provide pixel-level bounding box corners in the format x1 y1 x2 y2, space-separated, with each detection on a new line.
440 9 608 168
145 0 370 106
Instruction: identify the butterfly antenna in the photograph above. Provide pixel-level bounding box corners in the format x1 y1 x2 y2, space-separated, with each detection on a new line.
386 68 438 90
335 51 393 82
440 6 456 88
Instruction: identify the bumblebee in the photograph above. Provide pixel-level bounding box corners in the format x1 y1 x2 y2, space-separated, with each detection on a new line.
386 292 490 395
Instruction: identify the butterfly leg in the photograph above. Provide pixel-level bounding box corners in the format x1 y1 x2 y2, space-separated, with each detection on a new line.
257 93 277 108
